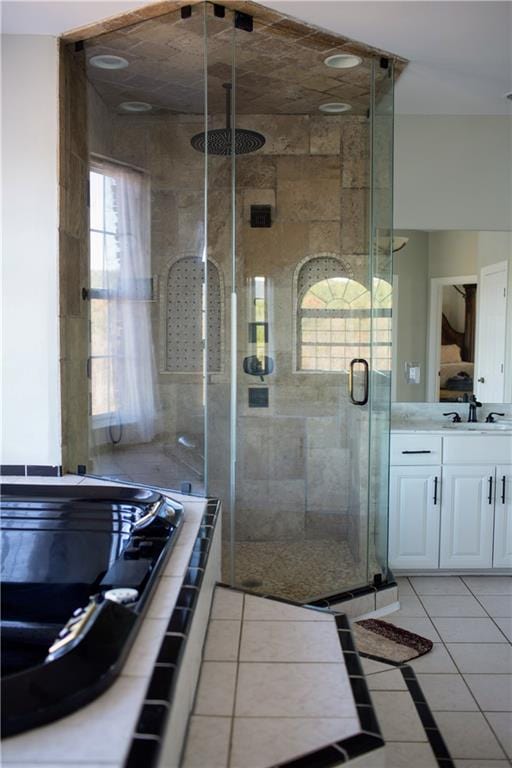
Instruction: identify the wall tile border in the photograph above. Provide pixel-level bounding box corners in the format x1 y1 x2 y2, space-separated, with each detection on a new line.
124 499 220 768
1 464 63 477
307 578 398 611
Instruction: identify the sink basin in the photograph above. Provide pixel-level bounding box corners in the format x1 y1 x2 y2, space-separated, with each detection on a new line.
442 423 511 431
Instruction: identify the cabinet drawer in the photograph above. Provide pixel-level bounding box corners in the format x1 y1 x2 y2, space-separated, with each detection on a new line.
443 436 512 464
390 435 442 465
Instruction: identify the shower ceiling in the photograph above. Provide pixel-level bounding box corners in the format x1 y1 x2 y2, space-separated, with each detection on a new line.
85 4 404 117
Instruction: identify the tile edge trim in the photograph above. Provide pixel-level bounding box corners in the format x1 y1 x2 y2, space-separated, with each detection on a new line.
123 498 221 768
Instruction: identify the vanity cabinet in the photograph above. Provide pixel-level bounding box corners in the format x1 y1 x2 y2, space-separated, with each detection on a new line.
389 434 442 570
493 465 512 567
389 466 440 569
439 465 494 568
389 433 512 571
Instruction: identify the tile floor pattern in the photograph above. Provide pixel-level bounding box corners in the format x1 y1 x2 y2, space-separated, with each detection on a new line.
360 658 440 768
182 587 363 768
183 587 447 768
386 575 512 768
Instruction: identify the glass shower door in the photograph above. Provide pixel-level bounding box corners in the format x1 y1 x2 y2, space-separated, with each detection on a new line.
368 59 395 584
224 23 394 602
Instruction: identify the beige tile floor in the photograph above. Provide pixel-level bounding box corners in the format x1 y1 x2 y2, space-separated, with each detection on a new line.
389 575 512 767
184 588 446 768
182 587 361 768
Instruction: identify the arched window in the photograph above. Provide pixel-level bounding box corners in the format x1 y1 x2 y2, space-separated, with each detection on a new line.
296 256 391 372
166 257 222 373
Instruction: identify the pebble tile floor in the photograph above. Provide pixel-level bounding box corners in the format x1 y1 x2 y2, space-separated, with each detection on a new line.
386 575 512 767
221 540 373 603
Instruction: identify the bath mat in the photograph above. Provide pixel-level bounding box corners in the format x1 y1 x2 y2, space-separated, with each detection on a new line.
353 619 433 663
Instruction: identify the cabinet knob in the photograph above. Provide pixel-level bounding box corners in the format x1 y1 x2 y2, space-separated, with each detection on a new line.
478 377 485 383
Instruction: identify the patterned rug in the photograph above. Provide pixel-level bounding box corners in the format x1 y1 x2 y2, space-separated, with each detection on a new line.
353 619 433 663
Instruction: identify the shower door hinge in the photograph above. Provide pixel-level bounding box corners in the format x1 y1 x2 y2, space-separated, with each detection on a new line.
234 11 253 32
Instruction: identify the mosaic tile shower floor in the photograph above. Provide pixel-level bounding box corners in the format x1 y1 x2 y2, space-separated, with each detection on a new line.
221 540 378 603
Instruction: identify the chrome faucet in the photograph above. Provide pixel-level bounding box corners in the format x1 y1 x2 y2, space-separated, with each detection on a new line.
468 394 482 423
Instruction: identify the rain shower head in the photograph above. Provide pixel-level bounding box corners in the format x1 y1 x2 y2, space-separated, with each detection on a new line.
190 83 265 156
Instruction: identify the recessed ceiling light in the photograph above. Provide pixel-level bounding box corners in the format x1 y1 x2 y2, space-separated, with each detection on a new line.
324 54 362 69
89 54 129 70
119 101 153 113
319 102 352 114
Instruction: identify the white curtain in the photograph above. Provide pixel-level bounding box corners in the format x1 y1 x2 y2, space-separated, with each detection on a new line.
94 158 160 444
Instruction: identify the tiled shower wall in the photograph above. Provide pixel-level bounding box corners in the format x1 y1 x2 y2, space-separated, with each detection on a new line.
59 45 90 473
233 114 371 546
84 87 371 548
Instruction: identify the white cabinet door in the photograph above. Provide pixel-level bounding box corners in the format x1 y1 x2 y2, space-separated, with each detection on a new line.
493 465 512 568
389 466 441 569
440 465 494 568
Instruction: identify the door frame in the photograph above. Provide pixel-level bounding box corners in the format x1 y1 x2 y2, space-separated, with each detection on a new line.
427 274 478 402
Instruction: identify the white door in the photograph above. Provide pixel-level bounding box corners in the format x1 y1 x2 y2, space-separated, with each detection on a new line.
389 466 441 569
493 465 512 568
440 465 495 568
475 261 508 402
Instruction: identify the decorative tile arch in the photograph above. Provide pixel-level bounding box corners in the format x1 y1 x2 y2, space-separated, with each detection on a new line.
165 255 223 373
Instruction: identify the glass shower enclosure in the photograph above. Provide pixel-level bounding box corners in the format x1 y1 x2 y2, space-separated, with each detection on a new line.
68 1 396 603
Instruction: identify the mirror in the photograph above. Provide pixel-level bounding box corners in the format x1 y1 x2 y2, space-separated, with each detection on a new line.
392 230 511 404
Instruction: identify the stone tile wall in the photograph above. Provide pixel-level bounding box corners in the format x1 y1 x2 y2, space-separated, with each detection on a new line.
59 44 91 473
71 72 373 544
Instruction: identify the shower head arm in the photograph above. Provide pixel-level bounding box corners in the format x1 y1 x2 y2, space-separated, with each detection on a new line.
223 82 232 133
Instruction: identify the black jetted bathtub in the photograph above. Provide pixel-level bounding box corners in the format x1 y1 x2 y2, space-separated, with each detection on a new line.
0 483 183 737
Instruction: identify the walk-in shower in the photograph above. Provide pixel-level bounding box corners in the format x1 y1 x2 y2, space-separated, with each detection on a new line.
59 1 402 603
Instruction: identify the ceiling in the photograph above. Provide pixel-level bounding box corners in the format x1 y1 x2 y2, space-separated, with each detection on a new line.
83 6 389 116
2 0 511 115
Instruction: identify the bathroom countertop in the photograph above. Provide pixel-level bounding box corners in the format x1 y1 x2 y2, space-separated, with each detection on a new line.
391 422 512 435
1 475 212 768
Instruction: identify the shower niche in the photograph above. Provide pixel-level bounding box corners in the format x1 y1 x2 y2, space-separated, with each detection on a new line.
60 0 403 602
